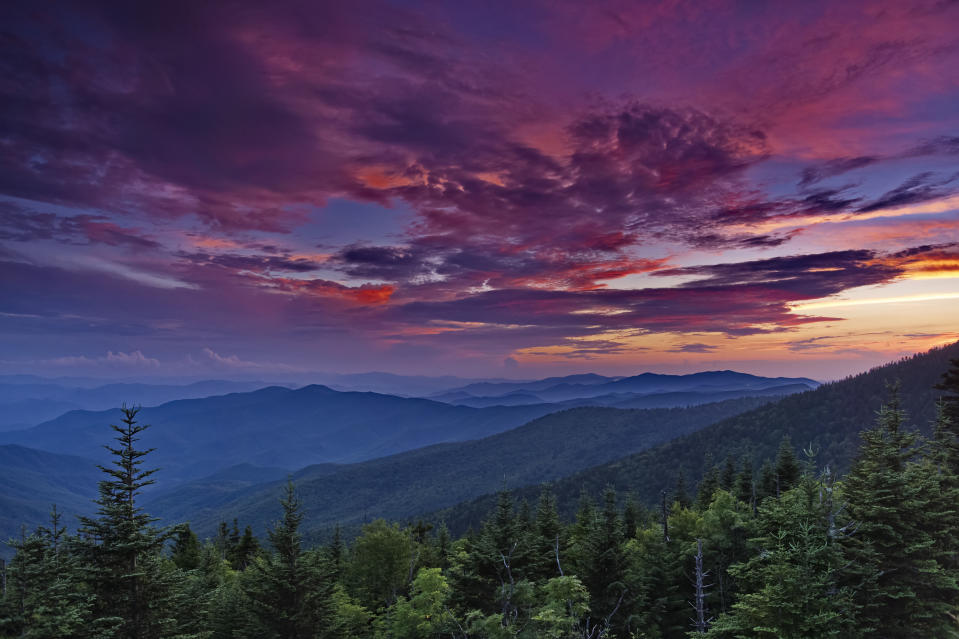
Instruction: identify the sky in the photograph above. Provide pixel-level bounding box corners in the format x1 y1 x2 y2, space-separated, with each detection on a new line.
1 0 958 381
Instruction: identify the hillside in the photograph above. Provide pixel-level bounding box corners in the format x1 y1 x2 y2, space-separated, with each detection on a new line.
0 445 100 556
0 385 561 483
143 395 777 537
431 370 818 404
432 341 959 533
0 378 277 430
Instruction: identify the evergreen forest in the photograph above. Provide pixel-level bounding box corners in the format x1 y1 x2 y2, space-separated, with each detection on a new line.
2 356 959 639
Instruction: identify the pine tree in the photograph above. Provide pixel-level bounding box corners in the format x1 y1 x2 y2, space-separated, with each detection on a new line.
327 524 345 580
171 525 202 571
841 384 959 638
774 435 801 495
936 356 959 424
674 468 693 510
579 486 628 633
733 455 754 506
622 493 642 540
529 485 562 581
75 406 177 639
696 465 721 511
232 525 260 570
757 459 777 501
719 455 737 491
241 481 336 638
707 475 857 638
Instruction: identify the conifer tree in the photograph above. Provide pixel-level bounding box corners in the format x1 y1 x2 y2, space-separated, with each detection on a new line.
327 524 345 580
696 465 721 510
720 455 737 491
674 469 692 510
579 486 628 633
936 356 959 424
841 384 959 638
757 459 777 501
774 436 801 495
529 485 562 581
733 455 754 506
232 524 260 570
242 481 336 638
707 474 857 639
75 406 177 639
622 493 642 540
171 525 202 571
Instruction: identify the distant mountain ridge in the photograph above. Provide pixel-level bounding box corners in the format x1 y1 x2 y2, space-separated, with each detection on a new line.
0 444 100 556
430 370 818 406
143 394 781 538
429 341 959 534
0 385 562 483
0 378 281 431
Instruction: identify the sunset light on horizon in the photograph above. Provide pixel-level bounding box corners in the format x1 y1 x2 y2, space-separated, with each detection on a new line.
2 0 958 381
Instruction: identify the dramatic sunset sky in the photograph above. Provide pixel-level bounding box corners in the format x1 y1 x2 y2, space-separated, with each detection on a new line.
2 0 958 380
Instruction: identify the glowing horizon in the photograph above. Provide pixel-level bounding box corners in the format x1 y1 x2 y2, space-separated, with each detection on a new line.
1 1 958 381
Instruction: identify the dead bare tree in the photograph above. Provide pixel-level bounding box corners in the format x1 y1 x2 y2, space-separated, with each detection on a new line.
661 489 670 543
690 538 713 635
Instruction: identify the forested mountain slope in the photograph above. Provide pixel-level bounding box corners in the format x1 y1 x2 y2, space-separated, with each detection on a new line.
0 378 275 431
0 385 561 483
432 370 817 405
432 341 959 532
0 445 100 553
145 395 777 537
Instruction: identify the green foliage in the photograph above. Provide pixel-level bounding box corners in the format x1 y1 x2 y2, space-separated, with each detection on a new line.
240 481 336 638
707 476 856 639
840 384 959 638
349 519 413 610
384 568 453 639
774 436 801 496
5 344 959 639
74 406 179 639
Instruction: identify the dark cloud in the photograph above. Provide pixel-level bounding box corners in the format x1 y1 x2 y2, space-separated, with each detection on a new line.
669 343 718 353
654 249 900 294
857 172 958 213
0 203 158 248
180 252 324 274
799 156 879 187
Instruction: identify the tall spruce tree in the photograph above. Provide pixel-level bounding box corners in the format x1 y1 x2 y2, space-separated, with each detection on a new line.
936 356 959 424
841 383 959 638
707 474 857 639
774 436 801 496
241 481 336 639
733 455 754 506
75 406 177 639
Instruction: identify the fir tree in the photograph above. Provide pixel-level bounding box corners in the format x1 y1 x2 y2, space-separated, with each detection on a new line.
841 384 959 638
674 468 693 510
241 481 336 638
622 493 642 540
171 525 202 571
733 455 754 506
529 485 562 581
936 356 959 424
327 524 345 580
75 406 177 639
757 459 777 501
580 486 627 633
707 475 857 639
719 455 737 491
696 465 721 511
774 435 801 495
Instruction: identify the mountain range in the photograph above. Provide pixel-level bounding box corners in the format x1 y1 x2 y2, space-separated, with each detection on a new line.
3 347 953 556
143 395 777 538
429 370 818 406
432 341 959 533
